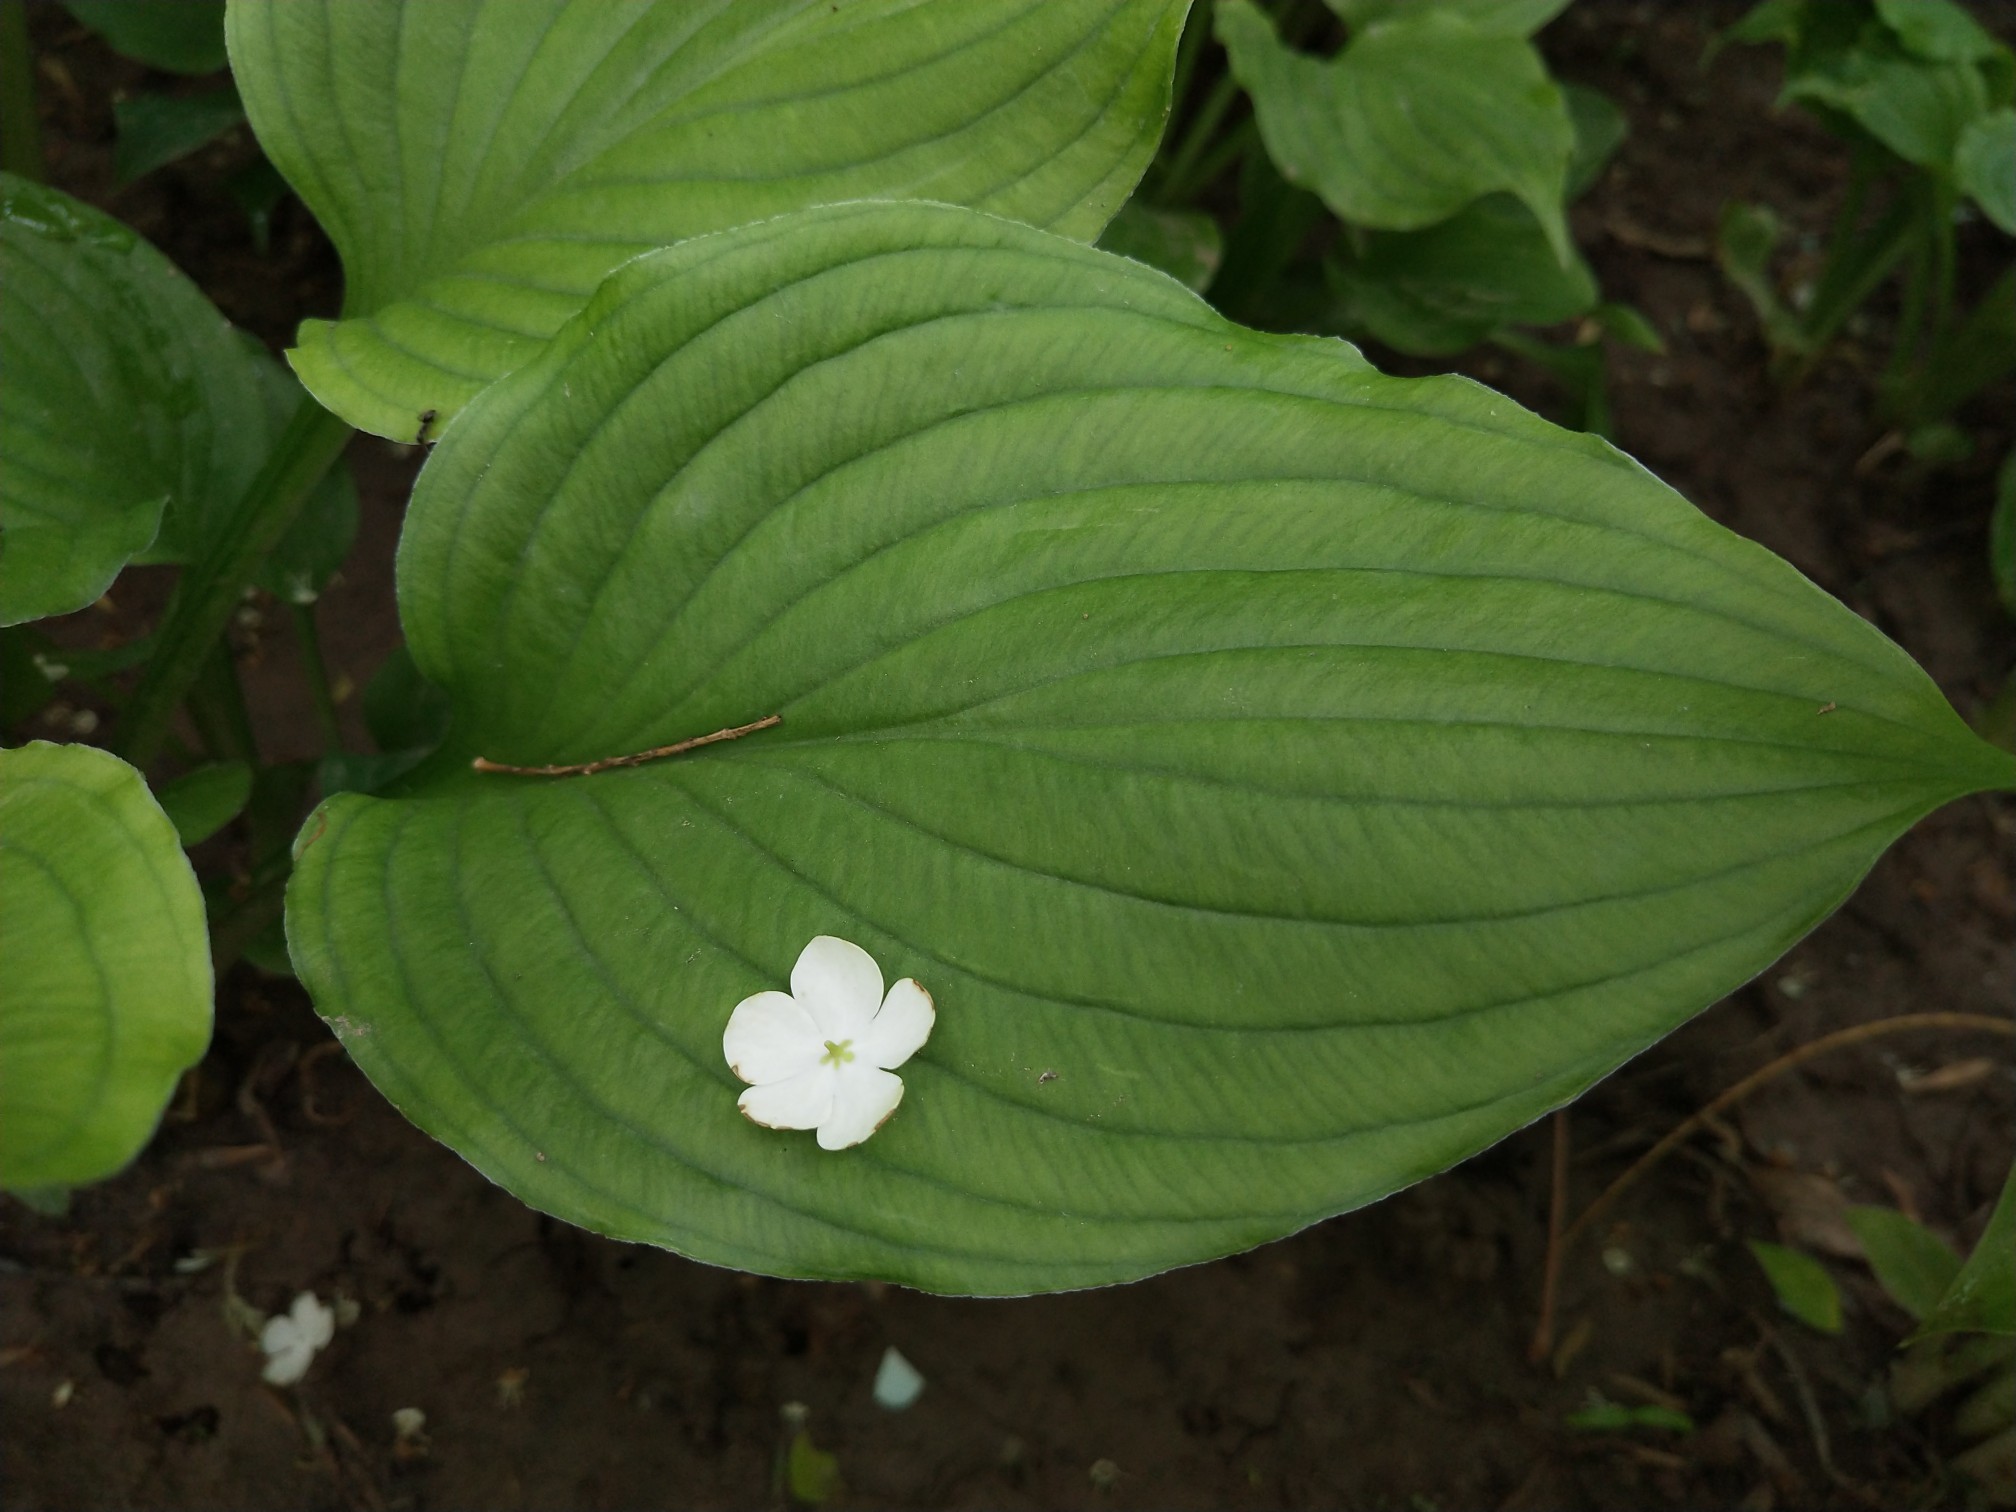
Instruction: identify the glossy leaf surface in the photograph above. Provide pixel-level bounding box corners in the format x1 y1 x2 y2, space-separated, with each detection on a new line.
0 177 354 625
1218 0 1573 262
0 742 212 1191
226 0 1190 441
287 203 2015 1294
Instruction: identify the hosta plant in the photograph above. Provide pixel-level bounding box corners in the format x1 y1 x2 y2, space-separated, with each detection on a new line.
3 0 2011 1301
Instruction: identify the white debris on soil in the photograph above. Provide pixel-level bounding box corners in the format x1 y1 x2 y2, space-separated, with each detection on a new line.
872 1345 925 1411
259 1292 336 1386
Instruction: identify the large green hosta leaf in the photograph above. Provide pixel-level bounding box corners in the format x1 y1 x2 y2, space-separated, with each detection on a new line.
0 177 355 625
286 203 2015 1294
226 0 1190 442
0 743 212 1192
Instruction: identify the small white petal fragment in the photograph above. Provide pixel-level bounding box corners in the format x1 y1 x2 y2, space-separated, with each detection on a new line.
873 1346 926 1411
260 1292 336 1386
724 936 934 1151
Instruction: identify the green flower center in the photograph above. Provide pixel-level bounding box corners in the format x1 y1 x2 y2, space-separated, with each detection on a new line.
820 1038 856 1067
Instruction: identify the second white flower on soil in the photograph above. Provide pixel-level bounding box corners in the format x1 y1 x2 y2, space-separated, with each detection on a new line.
723 936 935 1151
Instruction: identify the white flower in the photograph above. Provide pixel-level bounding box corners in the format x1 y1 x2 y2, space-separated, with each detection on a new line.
260 1292 335 1386
723 936 934 1151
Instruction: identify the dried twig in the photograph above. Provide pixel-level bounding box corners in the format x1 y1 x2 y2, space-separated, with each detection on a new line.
1528 1110 1572 1364
1529 1012 2013 1360
1563 1013 2012 1255
473 714 782 778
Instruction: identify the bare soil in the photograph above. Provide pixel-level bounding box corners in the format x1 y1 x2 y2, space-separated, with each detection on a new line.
5 4 2012 1509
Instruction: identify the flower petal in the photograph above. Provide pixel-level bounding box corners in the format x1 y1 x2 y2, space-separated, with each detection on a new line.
861 978 934 1070
790 935 882 1040
722 990 823 1085
817 1066 905 1151
739 1067 835 1131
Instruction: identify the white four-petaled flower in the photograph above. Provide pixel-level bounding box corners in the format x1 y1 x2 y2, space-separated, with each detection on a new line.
723 936 934 1150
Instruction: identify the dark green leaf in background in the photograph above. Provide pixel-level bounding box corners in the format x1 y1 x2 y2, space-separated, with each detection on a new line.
1218 0 1575 263
112 86 245 184
1956 109 2016 232
1848 1205 1963 1322
285 203 2015 1294
1751 1240 1845 1333
1326 0 1568 39
65 0 227 75
1991 448 2016 618
1871 0 2003 66
155 760 253 847
1915 1163 2016 1341
1098 201 1224 293
227 0 1192 441
1329 194 1598 356
0 742 212 1192
0 176 355 625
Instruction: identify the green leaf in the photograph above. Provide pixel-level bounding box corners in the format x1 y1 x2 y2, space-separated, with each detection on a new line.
1328 0 1569 39
364 644 453 757
113 86 245 184
1564 83 1628 200
1721 0 1807 52
785 1430 842 1504
0 742 212 1191
64 0 227 75
1957 109 2016 233
1566 1393 1695 1433
1848 1205 1963 1321
1218 0 1575 263
1097 201 1223 293
287 202 2016 1295
1589 301 1666 354
1750 1240 1845 1333
1330 194 1598 356
1716 199 1809 356
227 0 1191 443
155 760 253 847
1991 448 2016 617
1916 1162 2016 1341
0 176 354 625
1781 21 1993 171
1872 0 2007 66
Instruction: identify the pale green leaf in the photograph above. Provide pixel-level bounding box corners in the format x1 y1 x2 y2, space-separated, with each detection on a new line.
226 0 1191 442
1957 109 2016 233
1751 1240 1845 1334
0 176 355 625
1848 1205 1963 1321
1218 0 1574 263
65 0 227 74
286 203 2015 1294
1098 201 1223 292
156 760 253 847
1916 1162 2016 1341
0 742 212 1191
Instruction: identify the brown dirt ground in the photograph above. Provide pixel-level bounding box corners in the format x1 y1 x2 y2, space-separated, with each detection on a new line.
4 4 2013 1509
